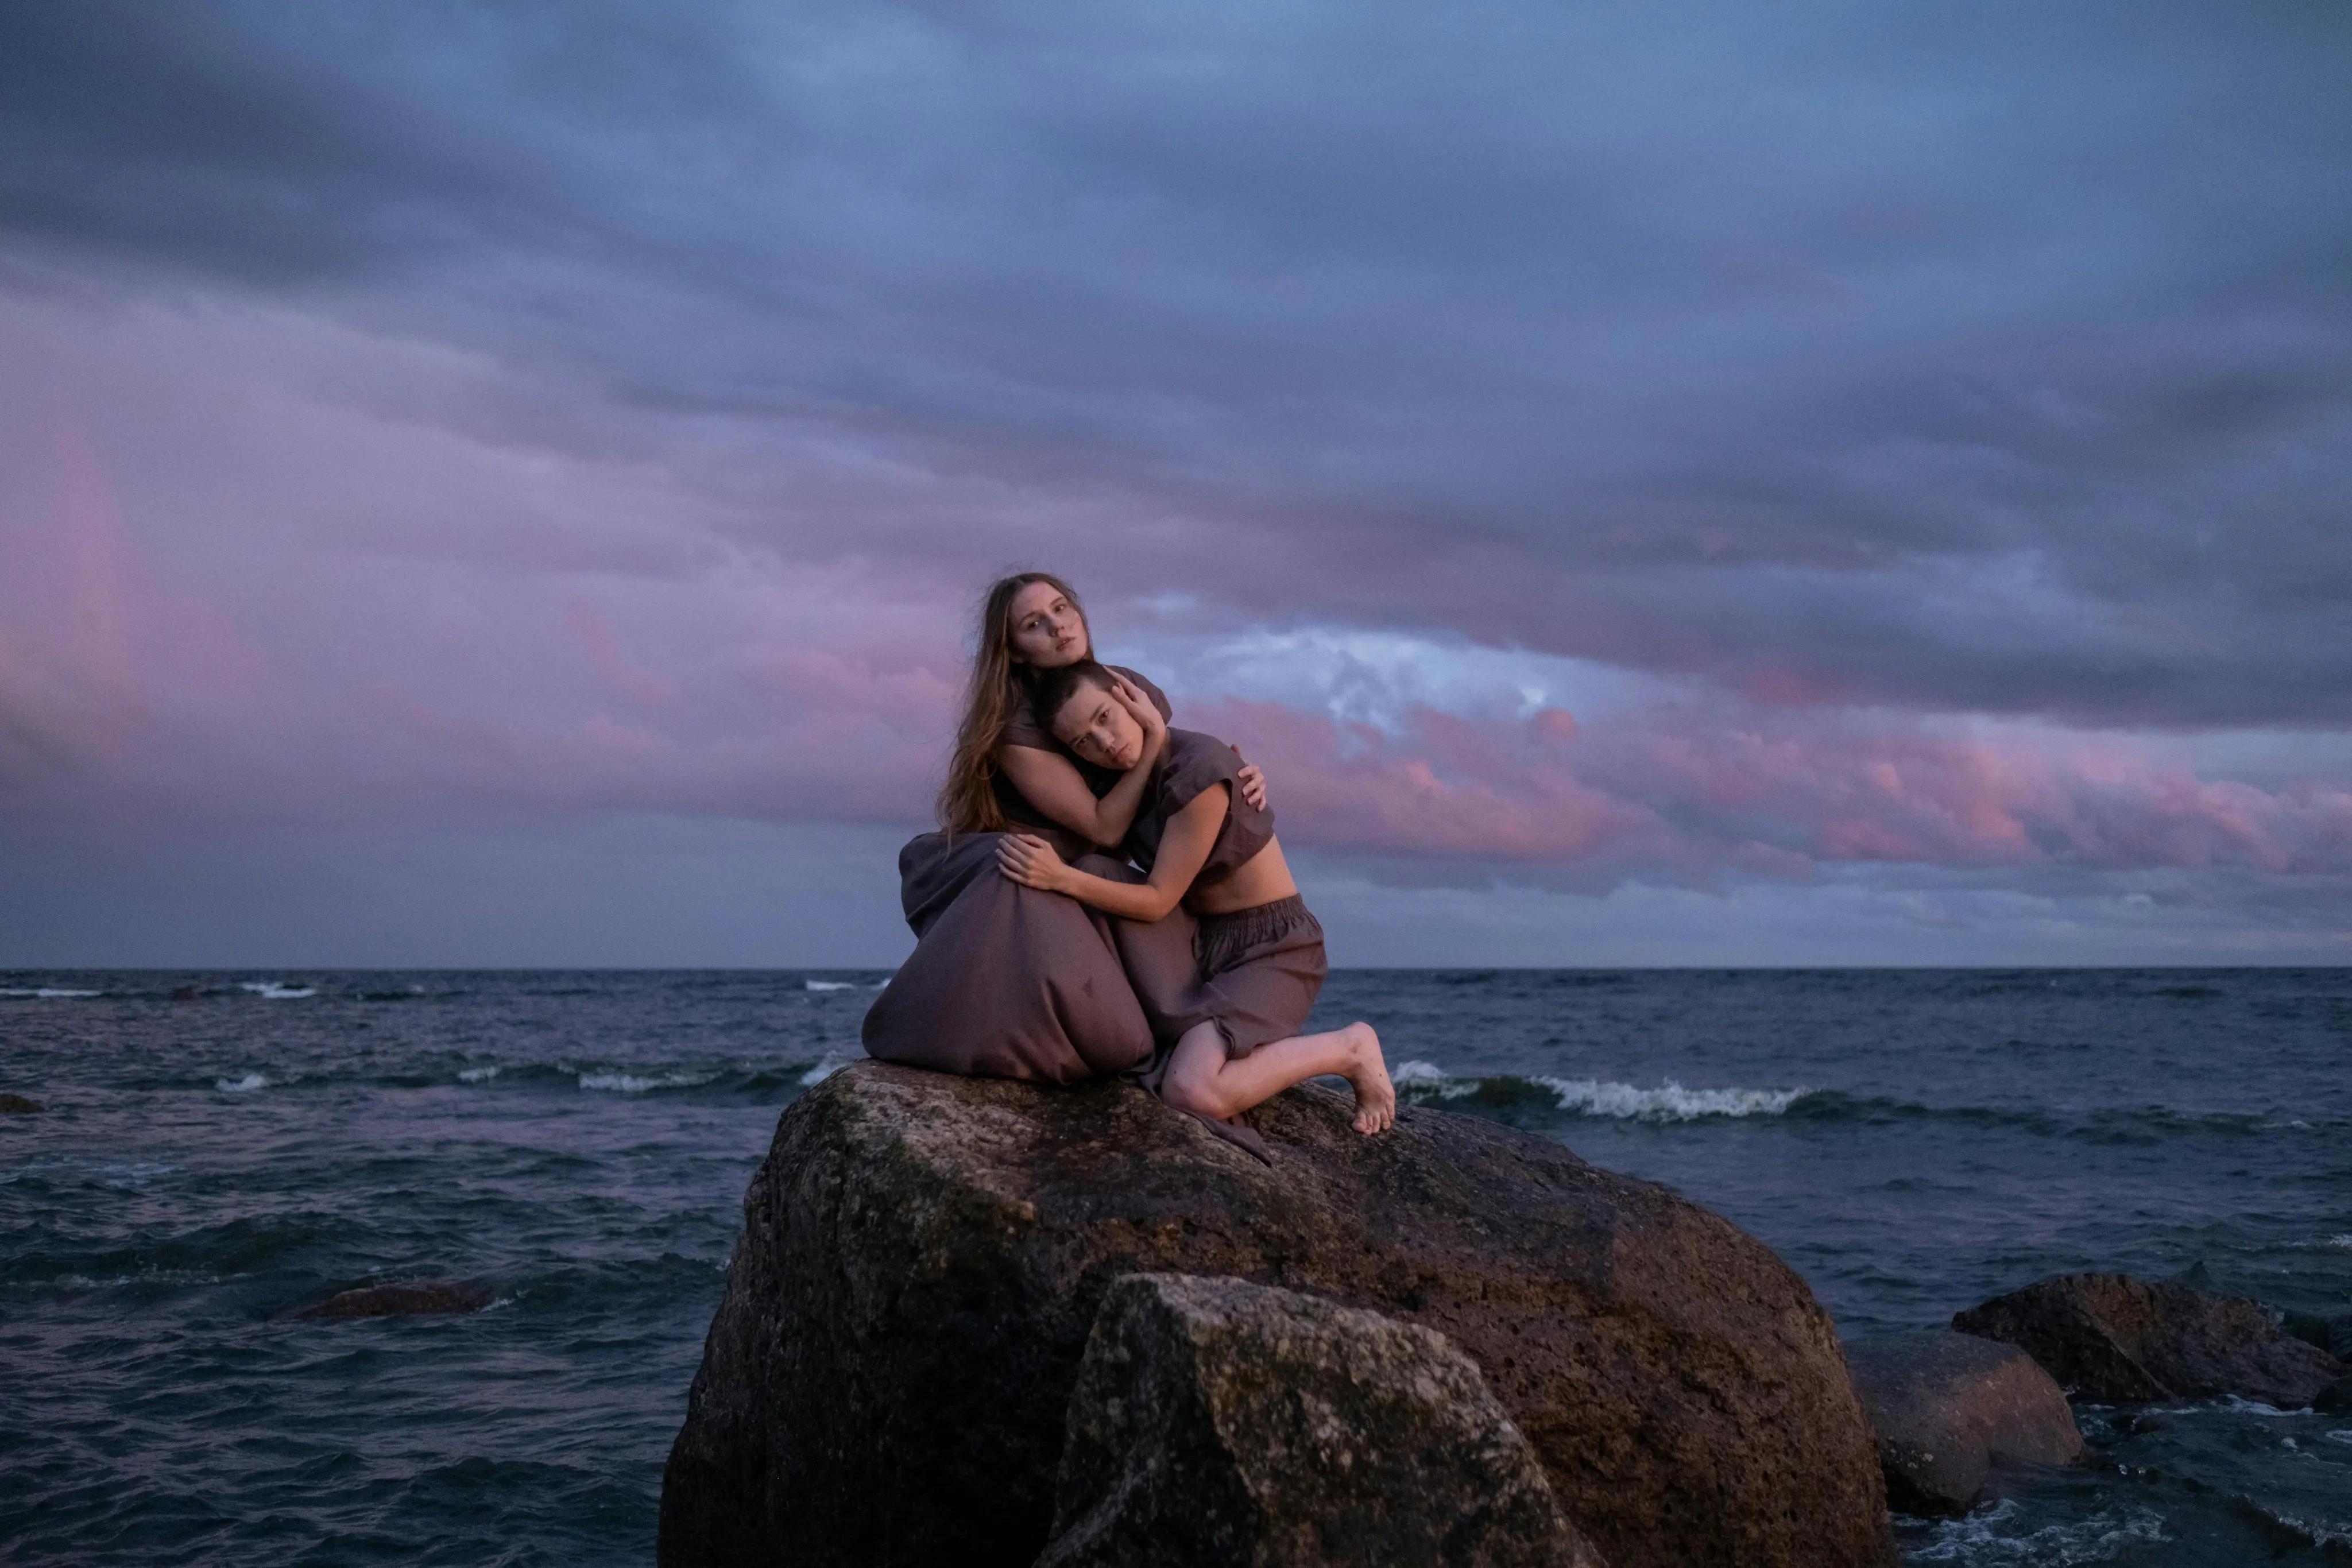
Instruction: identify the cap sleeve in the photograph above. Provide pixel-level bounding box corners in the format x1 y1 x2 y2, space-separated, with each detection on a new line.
1154 729 1244 816
999 702 1051 752
1146 728 1274 885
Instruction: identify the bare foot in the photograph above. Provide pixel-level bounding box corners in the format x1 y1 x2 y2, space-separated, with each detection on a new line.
1340 1021 1395 1135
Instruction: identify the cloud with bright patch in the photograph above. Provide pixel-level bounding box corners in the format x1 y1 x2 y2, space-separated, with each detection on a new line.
2 0 2349 965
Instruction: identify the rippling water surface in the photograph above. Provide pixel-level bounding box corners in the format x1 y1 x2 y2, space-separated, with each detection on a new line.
2 969 2347 1564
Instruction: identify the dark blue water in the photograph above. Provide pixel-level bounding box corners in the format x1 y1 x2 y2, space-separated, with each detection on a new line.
3 970 2347 1565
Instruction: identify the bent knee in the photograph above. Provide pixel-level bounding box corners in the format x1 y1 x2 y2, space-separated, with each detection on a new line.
1161 1066 1223 1119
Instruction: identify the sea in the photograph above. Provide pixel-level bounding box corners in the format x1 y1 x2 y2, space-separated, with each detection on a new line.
2 968 2347 1566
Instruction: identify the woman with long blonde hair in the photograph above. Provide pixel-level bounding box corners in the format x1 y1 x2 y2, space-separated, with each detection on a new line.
862 572 1264 1083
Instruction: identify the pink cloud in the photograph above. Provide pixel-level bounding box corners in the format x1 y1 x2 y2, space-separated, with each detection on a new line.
3 278 2346 907
1191 698 1659 862
559 597 680 711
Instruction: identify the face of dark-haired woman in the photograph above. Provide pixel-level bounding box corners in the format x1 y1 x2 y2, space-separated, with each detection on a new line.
1005 581 1089 668
1047 677 1144 771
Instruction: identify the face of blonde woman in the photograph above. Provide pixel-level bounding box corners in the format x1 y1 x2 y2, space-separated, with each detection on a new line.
1049 680 1145 771
1005 581 1089 667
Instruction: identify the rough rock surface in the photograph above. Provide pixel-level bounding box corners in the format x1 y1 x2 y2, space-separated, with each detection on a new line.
1038 1273 1604 1568
297 1281 491 1319
1952 1273 2344 1407
1843 1330 2082 1515
0 1093 44 1114
658 1062 1891 1568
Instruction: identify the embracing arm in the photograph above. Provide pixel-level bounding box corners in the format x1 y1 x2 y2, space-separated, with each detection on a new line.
997 785 1227 921
995 672 1169 847
996 744 1155 848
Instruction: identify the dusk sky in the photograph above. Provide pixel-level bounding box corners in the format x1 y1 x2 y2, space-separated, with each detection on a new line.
3 1 2349 967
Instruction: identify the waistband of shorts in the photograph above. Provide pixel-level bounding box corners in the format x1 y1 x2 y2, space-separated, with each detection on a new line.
1193 893 1316 947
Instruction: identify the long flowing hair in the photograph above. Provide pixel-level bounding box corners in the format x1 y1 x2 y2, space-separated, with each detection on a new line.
937 571 1089 833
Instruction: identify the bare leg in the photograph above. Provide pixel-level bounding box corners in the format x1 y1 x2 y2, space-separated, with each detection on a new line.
1162 1019 1396 1135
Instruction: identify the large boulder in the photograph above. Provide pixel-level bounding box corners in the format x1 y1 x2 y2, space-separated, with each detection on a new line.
1842 1330 2082 1515
659 1062 1891 1568
1038 1272 1604 1568
1952 1273 2344 1407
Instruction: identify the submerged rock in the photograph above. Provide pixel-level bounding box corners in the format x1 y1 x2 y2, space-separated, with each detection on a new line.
297 1281 491 1319
1843 1330 2082 1515
1952 1273 2343 1407
0 1093 44 1114
1038 1273 1605 1568
659 1062 1891 1568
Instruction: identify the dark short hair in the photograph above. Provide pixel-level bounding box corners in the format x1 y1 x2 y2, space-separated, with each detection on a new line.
1029 659 1117 737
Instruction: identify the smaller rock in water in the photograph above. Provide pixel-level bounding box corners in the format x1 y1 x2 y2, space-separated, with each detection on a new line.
2316 1375 2352 1415
0 1093 44 1114
170 985 200 1001
299 1282 491 1320
1038 1273 1606 1568
1843 1330 2082 1515
1953 1273 2344 1408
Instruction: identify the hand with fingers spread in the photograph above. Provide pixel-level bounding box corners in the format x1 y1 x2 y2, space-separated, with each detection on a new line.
996 833 1074 895
1235 755 1268 813
1105 673 1169 772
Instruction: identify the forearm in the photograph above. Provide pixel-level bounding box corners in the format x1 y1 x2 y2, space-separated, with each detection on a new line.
1084 757 1154 845
1050 864 1183 922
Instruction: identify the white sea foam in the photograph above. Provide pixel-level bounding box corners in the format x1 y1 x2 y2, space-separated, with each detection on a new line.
1 987 102 998
2323 1234 2352 1250
804 980 856 992
38 1267 234 1291
1392 1060 1477 1099
799 1058 847 1086
1533 1076 1807 1121
458 1065 501 1083
577 1071 714 1093
1907 1499 2168 1563
240 982 316 999
2268 1511 2352 1548
216 1073 270 1093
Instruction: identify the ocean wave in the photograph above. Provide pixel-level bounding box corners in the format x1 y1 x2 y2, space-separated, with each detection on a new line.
1 1157 176 1190
2324 1234 2352 1250
1391 1060 1476 1099
217 1072 270 1093
799 1059 848 1086
2238 1499 2352 1550
240 982 316 999
804 980 857 992
1390 1062 1807 1121
577 1071 715 1094
1537 1076 1809 1121
1 986 103 998
458 1065 501 1083
1906 1499 2168 1563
